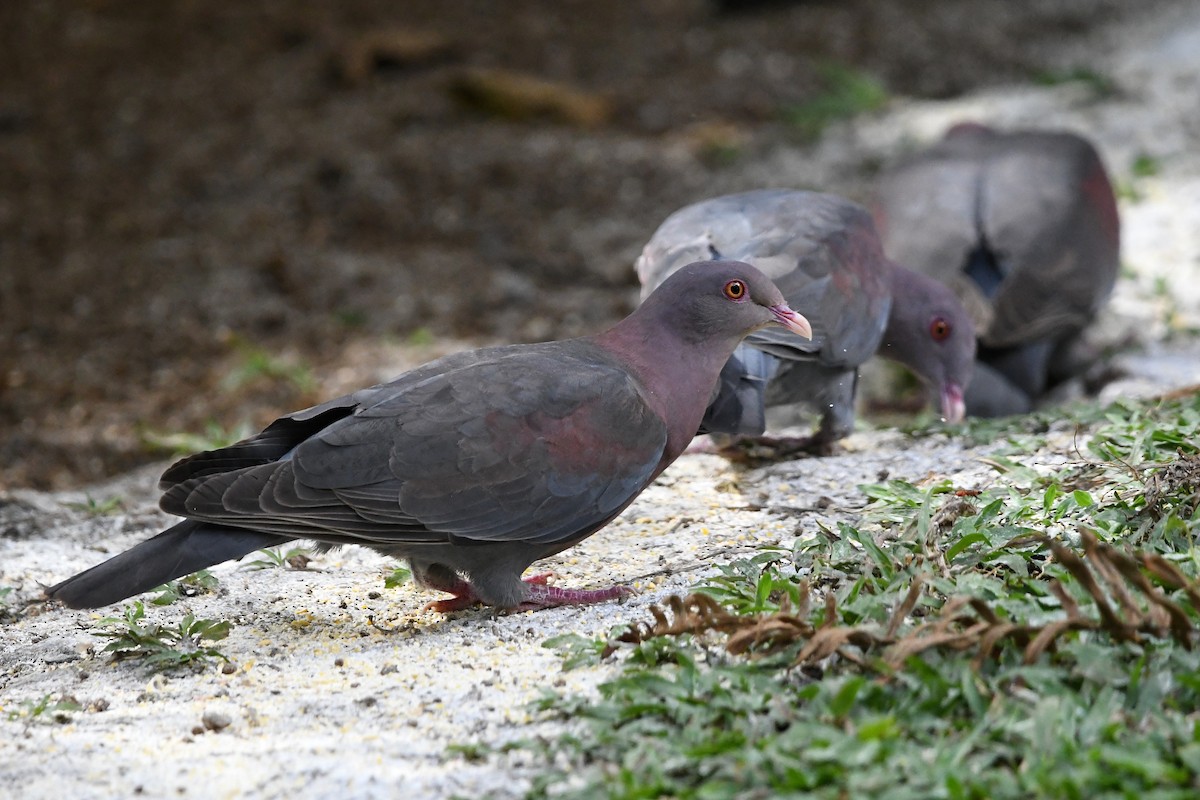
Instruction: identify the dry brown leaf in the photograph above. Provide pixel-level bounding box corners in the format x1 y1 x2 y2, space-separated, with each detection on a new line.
621 532 1200 675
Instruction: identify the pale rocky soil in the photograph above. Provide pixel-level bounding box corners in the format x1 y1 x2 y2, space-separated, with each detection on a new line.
3 2 1200 798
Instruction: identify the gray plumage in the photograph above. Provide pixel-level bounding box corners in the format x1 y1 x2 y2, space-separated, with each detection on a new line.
637 189 975 454
873 124 1121 416
46 261 810 612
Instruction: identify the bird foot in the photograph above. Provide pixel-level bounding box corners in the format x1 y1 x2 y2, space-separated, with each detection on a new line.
421 582 479 613
421 571 569 613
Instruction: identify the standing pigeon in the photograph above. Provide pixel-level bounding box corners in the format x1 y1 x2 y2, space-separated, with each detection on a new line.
46 261 811 612
636 189 975 457
873 124 1121 416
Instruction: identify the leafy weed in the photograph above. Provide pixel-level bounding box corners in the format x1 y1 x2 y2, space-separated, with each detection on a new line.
94 602 231 672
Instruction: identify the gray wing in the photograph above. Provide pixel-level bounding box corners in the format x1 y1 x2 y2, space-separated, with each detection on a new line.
158 347 495 491
873 152 983 291
637 189 891 370
978 132 1120 347
160 343 668 550
875 131 1120 349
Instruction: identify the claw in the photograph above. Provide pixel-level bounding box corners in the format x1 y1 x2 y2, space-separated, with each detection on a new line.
422 594 480 613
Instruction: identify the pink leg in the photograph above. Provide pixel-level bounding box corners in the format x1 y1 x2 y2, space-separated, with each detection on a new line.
421 574 480 613
422 571 629 613
684 436 723 455
517 582 632 611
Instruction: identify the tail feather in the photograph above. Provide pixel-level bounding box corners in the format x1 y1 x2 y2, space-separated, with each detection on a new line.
46 520 290 609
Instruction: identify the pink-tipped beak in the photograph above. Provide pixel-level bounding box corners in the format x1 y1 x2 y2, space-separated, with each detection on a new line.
771 303 812 340
941 382 966 423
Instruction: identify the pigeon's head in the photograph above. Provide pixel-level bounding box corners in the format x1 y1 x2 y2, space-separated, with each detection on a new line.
645 260 813 344
883 265 976 423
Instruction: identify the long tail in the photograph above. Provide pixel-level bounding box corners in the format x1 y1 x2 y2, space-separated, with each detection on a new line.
46 519 290 609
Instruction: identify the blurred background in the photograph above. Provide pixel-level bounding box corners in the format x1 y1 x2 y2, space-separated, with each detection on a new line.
1 0 1196 489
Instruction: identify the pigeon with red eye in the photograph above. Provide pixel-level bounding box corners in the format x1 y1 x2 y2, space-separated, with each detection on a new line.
637 189 975 459
873 124 1120 416
46 261 810 613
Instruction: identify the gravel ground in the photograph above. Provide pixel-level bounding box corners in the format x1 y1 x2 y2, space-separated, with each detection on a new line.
3 3 1200 798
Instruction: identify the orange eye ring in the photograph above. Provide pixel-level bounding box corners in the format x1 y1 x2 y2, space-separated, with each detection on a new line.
930 317 951 342
723 279 746 300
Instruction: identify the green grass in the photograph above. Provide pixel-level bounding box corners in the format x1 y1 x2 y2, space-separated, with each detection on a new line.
501 391 1200 798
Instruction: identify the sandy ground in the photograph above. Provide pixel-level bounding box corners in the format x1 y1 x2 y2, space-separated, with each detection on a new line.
3 3 1200 798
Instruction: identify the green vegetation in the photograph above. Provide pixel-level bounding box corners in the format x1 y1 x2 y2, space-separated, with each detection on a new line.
1117 151 1164 203
140 419 256 457
384 565 412 589
1032 66 1118 99
334 308 369 328
504 392 1200 798
243 545 314 571
781 63 889 141
406 326 437 347
64 494 124 516
1133 152 1163 178
222 338 316 393
94 602 231 672
6 693 81 724
149 570 220 606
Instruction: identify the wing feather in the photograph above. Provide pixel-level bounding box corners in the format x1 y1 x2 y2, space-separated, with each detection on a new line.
163 343 668 551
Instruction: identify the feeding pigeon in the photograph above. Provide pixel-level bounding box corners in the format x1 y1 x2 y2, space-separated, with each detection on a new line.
873 124 1121 416
636 189 975 457
46 261 811 612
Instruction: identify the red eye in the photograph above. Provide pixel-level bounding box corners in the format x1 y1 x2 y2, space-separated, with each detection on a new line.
723 279 746 300
930 317 951 342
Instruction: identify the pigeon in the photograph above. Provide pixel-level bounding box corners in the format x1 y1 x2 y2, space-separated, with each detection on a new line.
873 124 1121 416
636 189 975 456
46 261 811 612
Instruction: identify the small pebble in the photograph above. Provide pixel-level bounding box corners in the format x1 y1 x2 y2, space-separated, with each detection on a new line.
201 709 232 732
